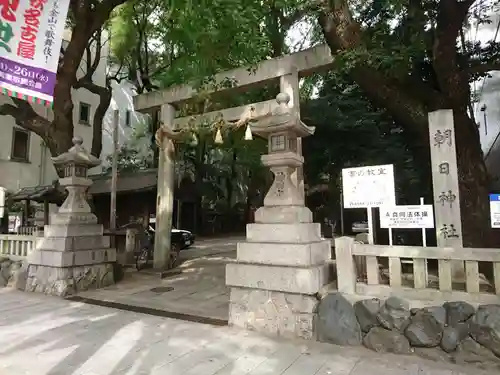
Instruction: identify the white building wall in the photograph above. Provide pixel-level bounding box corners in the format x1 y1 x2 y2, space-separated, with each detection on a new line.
99 79 151 170
0 30 109 192
470 11 500 188
471 12 500 153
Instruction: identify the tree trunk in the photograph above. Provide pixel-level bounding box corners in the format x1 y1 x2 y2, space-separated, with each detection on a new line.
453 110 494 247
317 2 496 248
0 0 127 162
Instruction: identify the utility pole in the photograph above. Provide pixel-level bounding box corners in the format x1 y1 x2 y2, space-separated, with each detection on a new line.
110 110 119 242
481 104 488 136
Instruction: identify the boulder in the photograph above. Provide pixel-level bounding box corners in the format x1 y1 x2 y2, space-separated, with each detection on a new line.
472 304 500 337
454 338 500 370
470 322 500 358
9 261 28 290
422 306 446 329
405 311 443 347
362 327 412 354
469 304 500 358
443 301 475 326
317 293 362 346
0 261 11 287
440 322 470 352
376 296 410 331
354 298 382 333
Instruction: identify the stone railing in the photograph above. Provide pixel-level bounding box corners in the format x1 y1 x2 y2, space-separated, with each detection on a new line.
335 237 500 305
17 226 38 235
0 234 35 261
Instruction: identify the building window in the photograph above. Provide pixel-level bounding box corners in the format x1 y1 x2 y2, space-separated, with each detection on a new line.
125 110 131 127
79 102 91 125
11 128 30 162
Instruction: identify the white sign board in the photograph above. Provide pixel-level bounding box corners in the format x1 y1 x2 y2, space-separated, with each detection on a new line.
380 205 435 229
490 194 500 228
342 164 396 208
0 187 5 218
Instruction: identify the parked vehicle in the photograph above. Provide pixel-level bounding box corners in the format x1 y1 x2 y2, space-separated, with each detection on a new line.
117 220 192 270
352 221 369 233
148 221 195 250
135 227 181 271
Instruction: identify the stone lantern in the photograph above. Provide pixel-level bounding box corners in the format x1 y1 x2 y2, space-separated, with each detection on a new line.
26 136 116 297
51 136 101 223
250 92 314 207
225 93 332 340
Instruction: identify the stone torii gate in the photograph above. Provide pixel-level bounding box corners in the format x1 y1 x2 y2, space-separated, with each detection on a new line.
132 45 335 339
133 44 334 270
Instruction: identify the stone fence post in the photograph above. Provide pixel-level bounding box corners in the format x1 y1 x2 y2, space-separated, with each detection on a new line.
334 237 357 294
124 228 138 264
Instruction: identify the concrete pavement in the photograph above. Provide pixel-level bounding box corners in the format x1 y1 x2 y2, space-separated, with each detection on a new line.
75 236 241 322
0 290 495 375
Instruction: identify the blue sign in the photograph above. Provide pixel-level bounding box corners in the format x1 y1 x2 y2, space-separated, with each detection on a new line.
490 194 500 202
490 194 500 228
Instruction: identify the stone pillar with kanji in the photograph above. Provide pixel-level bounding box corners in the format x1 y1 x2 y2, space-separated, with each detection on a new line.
428 110 465 279
26 136 116 296
225 93 332 340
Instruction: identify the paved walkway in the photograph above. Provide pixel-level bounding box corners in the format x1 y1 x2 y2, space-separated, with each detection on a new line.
76 237 241 322
0 290 494 375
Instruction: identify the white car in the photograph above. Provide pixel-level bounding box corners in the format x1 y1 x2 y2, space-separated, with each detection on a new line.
352 221 369 233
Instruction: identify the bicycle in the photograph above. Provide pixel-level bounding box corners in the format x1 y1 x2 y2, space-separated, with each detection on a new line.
135 240 180 271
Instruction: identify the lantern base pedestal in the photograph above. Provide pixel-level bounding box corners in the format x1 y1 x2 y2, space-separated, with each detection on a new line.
26 217 116 297
25 263 115 297
254 205 312 224
226 206 332 340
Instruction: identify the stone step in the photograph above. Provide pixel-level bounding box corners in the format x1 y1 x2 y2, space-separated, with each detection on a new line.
43 224 103 237
226 262 330 295
50 212 98 225
246 223 322 243
36 235 110 252
254 206 312 224
236 240 331 267
28 247 116 268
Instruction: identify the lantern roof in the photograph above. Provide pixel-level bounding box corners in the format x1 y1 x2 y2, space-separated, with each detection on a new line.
51 136 101 168
250 93 315 137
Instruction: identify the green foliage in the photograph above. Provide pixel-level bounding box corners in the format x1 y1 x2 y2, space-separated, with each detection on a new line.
175 116 267 212
326 0 500 88
109 0 271 91
303 72 430 204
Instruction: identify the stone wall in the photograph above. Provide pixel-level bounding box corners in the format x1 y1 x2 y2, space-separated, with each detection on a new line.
1 256 118 296
316 292 500 371
25 263 115 297
0 258 27 290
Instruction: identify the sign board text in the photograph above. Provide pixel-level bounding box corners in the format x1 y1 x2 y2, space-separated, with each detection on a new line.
380 205 435 229
342 164 396 208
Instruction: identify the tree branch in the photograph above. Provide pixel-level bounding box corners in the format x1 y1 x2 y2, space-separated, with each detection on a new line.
91 0 129 33
432 0 476 107
74 77 112 158
467 61 500 75
317 0 431 135
0 98 50 135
